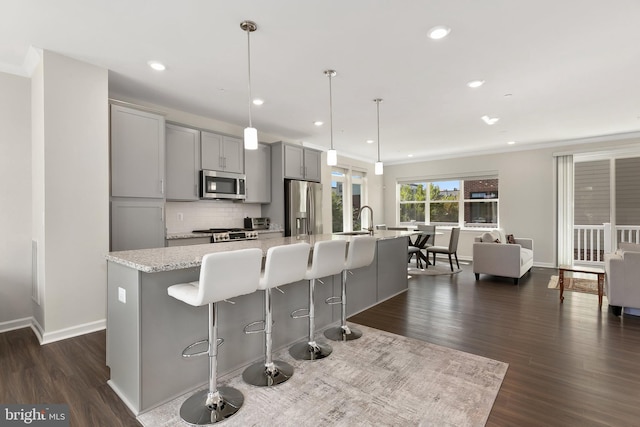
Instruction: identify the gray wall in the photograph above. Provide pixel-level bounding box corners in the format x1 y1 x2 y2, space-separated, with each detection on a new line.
0 72 32 327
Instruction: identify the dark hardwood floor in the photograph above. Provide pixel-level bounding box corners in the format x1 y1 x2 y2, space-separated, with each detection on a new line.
0 325 140 427
2 263 640 426
352 263 640 426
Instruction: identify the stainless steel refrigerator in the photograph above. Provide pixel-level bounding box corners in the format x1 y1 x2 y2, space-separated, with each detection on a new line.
285 179 323 237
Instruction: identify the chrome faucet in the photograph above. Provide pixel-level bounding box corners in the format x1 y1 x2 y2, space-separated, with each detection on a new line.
357 205 374 235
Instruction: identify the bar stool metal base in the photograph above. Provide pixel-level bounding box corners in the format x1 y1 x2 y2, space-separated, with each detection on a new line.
289 340 332 360
242 360 294 387
324 325 362 342
179 386 244 426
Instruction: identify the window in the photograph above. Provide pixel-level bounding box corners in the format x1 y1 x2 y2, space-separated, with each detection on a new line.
398 177 498 228
332 168 368 232
331 170 345 233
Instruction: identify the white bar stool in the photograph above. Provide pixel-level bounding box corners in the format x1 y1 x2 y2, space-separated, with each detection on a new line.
242 242 311 387
324 236 377 341
167 248 262 425
290 239 347 361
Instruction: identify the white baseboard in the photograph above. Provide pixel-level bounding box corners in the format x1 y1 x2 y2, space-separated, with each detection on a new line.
38 319 106 344
1 316 106 344
0 317 34 334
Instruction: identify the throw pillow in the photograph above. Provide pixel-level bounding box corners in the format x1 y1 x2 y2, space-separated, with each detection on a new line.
490 230 502 243
507 234 516 244
482 232 499 243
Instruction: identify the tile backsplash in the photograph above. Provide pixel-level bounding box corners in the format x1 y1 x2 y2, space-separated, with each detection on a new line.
165 201 262 233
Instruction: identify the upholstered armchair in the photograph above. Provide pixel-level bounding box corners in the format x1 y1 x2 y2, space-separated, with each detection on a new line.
604 242 640 315
472 229 534 284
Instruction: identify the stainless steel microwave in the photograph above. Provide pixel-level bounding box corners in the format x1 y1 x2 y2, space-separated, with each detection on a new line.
200 170 246 200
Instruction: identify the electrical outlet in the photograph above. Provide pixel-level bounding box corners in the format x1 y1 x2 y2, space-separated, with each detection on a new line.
118 287 126 304
177 212 184 221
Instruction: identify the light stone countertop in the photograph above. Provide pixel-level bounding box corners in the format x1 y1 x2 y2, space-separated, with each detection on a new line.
107 231 416 273
165 229 284 240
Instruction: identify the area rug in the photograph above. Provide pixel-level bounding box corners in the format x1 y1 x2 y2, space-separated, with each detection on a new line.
407 261 463 276
138 324 508 427
547 275 602 295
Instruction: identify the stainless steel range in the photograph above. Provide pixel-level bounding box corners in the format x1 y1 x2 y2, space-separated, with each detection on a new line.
192 228 259 243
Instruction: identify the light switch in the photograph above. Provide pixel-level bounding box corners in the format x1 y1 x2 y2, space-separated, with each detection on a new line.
118 287 126 304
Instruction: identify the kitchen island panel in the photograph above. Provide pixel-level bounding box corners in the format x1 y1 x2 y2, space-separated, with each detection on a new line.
377 236 411 301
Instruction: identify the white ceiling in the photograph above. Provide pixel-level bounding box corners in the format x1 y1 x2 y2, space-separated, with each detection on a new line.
3 0 640 163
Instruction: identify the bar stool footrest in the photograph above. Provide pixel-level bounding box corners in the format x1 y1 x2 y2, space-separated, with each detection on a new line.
325 296 342 305
182 338 224 358
243 320 265 334
290 308 309 319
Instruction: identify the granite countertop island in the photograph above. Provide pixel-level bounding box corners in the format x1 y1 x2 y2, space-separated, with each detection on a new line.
107 230 416 273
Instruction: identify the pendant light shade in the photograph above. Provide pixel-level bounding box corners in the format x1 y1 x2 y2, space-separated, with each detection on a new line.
327 149 338 166
374 98 384 175
244 127 258 150
241 20 258 150
325 70 338 166
375 161 384 175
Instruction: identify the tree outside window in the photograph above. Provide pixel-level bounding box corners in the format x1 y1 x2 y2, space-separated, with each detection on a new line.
398 177 498 228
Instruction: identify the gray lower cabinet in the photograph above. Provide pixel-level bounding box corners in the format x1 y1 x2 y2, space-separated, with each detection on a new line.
166 237 211 247
110 104 165 198
166 124 200 201
201 131 244 174
245 143 271 203
111 199 165 251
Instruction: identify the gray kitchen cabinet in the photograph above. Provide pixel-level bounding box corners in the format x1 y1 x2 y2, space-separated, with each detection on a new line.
283 143 321 182
303 148 321 182
110 104 165 198
111 199 166 251
201 131 244 174
166 124 200 201
245 142 271 203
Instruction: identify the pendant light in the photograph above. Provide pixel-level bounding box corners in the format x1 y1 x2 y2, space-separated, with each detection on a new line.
374 98 384 175
241 20 258 150
325 70 338 166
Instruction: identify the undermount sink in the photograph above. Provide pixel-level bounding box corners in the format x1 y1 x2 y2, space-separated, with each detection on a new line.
334 231 372 236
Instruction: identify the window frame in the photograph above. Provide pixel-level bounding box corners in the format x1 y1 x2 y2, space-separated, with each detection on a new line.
397 175 499 230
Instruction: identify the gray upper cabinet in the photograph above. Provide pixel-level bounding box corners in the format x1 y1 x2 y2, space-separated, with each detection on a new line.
201 131 244 174
245 143 271 203
303 148 321 182
111 104 165 198
166 124 200 201
283 144 321 182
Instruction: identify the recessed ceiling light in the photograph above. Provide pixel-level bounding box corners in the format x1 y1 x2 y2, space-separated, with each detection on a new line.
314 121 324 126
467 80 485 88
507 141 516 145
428 26 451 40
366 139 374 144
481 115 500 125
147 61 166 71
252 99 264 106
408 154 414 158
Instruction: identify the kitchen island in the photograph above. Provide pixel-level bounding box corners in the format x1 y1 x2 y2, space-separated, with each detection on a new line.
105 231 413 415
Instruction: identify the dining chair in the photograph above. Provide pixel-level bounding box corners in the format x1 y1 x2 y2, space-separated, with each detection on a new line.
427 227 461 271
409 225 436 268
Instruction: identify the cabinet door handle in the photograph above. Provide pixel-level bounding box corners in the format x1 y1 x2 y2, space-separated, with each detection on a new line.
195 184 198 197
160 179 164 194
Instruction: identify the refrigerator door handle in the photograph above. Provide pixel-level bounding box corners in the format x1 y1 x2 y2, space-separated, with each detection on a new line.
307 185 313 235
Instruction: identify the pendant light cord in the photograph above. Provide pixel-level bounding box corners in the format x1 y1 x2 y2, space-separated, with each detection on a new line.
376 99 381 162
246 29 253 128
329 73 334 151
